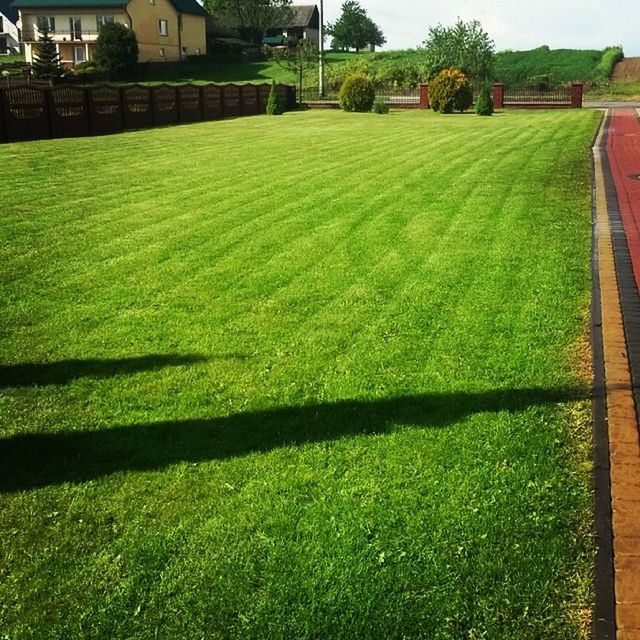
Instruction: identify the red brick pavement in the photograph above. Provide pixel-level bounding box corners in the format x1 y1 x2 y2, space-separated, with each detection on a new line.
601 108 640 638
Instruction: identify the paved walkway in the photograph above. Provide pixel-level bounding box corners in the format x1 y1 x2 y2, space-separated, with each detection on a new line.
593 108 640 639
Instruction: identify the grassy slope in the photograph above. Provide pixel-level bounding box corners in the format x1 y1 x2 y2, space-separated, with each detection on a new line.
0 109 599 639
495 48 605 85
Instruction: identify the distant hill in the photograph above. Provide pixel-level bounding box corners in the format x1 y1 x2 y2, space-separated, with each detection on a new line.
495 46 623 86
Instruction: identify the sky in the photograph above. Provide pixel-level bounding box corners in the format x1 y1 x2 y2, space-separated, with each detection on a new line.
321 0 640 56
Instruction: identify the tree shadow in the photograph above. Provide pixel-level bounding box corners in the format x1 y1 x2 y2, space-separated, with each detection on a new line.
0 354 212 388
0 386 586 492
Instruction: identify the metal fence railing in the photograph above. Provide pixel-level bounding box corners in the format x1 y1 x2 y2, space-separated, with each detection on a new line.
503 85 572 104
300 86 420 105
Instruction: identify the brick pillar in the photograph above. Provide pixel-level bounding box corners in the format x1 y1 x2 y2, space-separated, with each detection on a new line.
492 83 504 110
419 83 430 109
571 83 583 109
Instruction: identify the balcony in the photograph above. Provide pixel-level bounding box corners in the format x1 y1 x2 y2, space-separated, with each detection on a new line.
22 29 100 43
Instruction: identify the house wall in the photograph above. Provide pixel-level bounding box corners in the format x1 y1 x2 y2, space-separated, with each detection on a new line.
304 27 319 46
181 13 205 56
0 11 21 54
127 0 180 62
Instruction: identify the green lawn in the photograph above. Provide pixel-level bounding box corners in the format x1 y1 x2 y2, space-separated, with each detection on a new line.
0 109 599 639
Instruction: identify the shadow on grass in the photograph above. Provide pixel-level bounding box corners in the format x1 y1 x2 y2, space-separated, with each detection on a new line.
0 386 586 492
0 354 209 388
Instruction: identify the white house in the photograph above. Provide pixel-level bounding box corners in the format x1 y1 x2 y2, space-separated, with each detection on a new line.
0 0 21 55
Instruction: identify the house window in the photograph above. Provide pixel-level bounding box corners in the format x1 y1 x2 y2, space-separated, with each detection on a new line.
69 17 82 40
37 16 56 33
97 15 115 29
158 19 168 36
73 46 86 64
0 17 4 32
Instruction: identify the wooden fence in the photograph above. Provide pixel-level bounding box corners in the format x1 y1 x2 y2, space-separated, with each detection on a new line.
0 82 296 143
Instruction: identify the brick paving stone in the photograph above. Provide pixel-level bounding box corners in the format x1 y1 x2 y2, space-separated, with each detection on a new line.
617 604 640 630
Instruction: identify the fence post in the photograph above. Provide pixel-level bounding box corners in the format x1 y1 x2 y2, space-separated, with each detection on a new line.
419 84 430 109
571 83 583 109
0 90 6 143
118 86 125 132
43 88 53 139
83 86 92 136
492 83 504 110
149 85 156 126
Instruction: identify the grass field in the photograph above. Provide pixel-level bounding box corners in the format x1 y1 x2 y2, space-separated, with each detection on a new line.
494 46 620 85
0 109 600 638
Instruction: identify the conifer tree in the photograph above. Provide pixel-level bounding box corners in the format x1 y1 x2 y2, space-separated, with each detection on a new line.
266 79 284 115
31 26 63 78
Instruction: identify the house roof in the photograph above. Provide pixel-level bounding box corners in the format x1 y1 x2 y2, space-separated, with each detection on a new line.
11 0 207 16
0 0 19 21
285 4 317 28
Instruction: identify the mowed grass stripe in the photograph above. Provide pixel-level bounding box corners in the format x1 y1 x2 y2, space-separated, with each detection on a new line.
0 109 599 639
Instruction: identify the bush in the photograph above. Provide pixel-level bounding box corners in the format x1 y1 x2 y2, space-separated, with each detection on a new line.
339 73 376 112
596 46 624 81
94 22 138 78
371 98 389 114
72 60 107 81
429 68 473 113
266 79 284 115
475 86 494 116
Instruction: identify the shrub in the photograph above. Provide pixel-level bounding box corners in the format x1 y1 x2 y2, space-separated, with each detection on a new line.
339 73 376 112
429 68 473 114
596 46 624 81
266 79 284 115
72 60 107 81
94 22 138 78
371 98 389 114
475 86 494 116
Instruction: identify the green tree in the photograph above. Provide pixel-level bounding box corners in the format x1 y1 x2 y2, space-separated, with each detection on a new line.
94 22 138 79
422 18 495 84
31 26 63 79
268 38 319 107
266 79 284 115
204 0 292 44
327 1 386 52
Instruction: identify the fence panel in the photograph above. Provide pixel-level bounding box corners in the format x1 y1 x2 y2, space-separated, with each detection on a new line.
0 82 296 143
178 85 202 123
88 85 123 136
202 84 223 121
151 85 178 126
241 84 258 116
50 85 89 138
2 86 50 142
222 84 242 118
123 84 153 130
